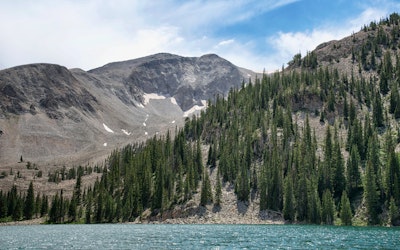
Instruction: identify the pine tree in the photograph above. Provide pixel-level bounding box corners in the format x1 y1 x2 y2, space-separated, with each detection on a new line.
364 157 380 225
340 191 352 226
296 174 308 221
13 196 23 221
283 175 295 222
347 146 361 197
85 196 92 224
24 182 34 220
49 193 60 223
68 197 77 222
333 128 345 199
319 126 333 193
214 171 222 206
389 197 399 226
321 189 335 225
34 193 41 218
373 91 384 127
40 195 48 217
235 152 250 202
200 168 213 206
385 150 400 202
0 191 7 218
307 184 321 224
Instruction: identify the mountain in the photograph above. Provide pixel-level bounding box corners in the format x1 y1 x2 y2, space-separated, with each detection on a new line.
0 53 256 167
2 13 400 226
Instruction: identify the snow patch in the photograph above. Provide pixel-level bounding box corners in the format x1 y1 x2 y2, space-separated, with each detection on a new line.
103 142 107 147
138 103 145 108
121 129 131 136
183 100 208 117
170 97 178 105
145 131 148 135
172 120 175 124
143 122 147 127
143 93 166 105
103 123 114 133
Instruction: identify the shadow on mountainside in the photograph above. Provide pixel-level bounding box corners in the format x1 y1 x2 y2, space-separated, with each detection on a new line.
236 200 249 215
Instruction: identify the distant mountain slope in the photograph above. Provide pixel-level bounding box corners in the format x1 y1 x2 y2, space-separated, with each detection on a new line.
0 64 98 118
0 53 256 166
287 12 400 78
90 53 253 111
2 13 400 227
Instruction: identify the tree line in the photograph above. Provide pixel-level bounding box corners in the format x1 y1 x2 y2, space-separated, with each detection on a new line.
1 13 400 226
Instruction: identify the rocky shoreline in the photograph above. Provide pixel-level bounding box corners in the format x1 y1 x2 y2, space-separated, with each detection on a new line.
1 185 285 226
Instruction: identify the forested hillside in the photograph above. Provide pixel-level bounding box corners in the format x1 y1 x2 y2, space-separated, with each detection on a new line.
2 13 400 226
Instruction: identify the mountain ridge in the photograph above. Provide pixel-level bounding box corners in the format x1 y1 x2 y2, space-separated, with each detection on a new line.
2 13 400 226
0 53 256 167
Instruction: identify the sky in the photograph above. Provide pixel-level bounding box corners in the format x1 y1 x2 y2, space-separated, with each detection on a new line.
0 0 400 72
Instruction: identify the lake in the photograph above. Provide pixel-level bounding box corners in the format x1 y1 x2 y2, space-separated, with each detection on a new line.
0 224 399 249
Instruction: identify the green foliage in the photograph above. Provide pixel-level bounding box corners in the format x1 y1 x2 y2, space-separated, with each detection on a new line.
200 168 213 206
364 156 380 225
389 198 399 225
340 191 353 226
214 171 222 206
4 12 400 225
24 182 34 220
283 175 295 221
321 189 335 225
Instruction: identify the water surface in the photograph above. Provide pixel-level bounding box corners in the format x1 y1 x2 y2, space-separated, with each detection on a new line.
0 224 398 249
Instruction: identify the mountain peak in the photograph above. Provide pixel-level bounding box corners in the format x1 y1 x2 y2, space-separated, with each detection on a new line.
0 53 255 166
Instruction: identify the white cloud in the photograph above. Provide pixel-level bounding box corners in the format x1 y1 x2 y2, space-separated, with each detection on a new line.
0 0 397 74
0 0 298 70
217 39 235 47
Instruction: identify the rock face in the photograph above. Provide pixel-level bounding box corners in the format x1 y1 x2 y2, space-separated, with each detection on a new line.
90 53 249 111
0 64 98 118
0 53 256 166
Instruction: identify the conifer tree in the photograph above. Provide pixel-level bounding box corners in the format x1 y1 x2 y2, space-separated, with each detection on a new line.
373 91 384 127
333 128 345 199
13 197 23 221
49 193 60 223
200 168 213 206
85 196 92 224
347 146 361 197
68 197 77 222
319 126 333 193
296 174 308 221
389 197 399 226
307 183 321 224
34 193 41 218
214 171 222 206
40 194 48 217
364 154 380 225
340 191 352 226
385 150 400 202
0 191 7 218
24 182 34 220
283 175 295 222
321 189 335 225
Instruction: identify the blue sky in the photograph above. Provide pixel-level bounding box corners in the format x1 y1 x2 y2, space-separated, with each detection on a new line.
0 0 399 72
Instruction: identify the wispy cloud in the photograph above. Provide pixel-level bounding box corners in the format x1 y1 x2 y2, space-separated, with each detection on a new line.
0 0 298 70
0 0 398 72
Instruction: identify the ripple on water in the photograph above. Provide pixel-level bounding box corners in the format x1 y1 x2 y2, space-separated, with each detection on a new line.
0 224 399 249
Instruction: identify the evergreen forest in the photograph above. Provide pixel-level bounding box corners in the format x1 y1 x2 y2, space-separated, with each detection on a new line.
2 13 400 226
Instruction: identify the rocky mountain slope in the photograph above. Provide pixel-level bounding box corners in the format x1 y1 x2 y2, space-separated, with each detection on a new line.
0 53 255 167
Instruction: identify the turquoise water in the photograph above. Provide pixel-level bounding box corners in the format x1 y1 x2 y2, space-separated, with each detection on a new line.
0 224 399 249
